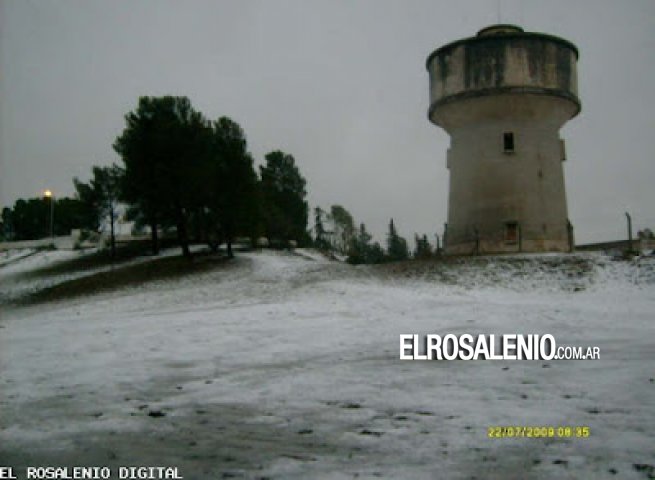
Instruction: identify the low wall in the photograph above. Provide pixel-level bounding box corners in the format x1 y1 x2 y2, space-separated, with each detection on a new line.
0 236 76 251
576 239 654 254
0 232 154 252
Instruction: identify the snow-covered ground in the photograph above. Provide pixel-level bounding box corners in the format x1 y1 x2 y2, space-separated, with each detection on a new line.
0 248 37 267
0 246 207 304
0 250 653 479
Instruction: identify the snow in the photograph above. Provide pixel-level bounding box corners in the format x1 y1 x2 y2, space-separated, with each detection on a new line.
0 248 37 267
0 250 653 479
0 246 208 304
294 247 335 262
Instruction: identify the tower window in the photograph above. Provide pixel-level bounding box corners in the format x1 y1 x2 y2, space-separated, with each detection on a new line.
505 222 518 243
560 139 566 161
503 132 515 153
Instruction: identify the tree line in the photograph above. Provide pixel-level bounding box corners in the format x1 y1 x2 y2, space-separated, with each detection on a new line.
1 197 96 241
312 205 439 264
2 94 441 264
112 96 309 259
2 96 309 259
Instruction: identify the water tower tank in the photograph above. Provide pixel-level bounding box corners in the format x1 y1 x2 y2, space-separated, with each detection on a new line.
426 25 580 254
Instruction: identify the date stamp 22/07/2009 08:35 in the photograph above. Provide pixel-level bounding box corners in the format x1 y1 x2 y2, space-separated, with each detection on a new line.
488 425 591 439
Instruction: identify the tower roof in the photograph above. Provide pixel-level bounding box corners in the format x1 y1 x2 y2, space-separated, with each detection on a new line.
476 24 524 37
426 24 579 70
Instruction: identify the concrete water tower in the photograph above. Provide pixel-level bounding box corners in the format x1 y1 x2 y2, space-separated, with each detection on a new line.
426 25 580 254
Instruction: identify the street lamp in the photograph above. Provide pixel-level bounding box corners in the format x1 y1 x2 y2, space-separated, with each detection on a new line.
625 211 633 254
43 189 54 240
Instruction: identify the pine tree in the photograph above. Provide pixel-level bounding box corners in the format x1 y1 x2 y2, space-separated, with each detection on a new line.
329 205 355 255
413 233 433 259
367 241 386 264
347 223 371 264
259 151 309 247
386 219 409 262
74 164 124 259
314 207 330 251
207 117 259 258
113 96 210 258
347 222 387 265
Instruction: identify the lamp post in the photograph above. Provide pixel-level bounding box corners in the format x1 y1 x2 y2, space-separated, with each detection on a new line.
625 212 633 254
43 189 54 240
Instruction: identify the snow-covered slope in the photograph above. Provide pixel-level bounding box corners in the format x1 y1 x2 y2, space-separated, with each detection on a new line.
0 250 653 479
0 246 209 304
0 248 38 267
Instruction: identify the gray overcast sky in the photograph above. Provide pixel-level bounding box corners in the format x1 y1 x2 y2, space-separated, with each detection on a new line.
1 0 654 244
